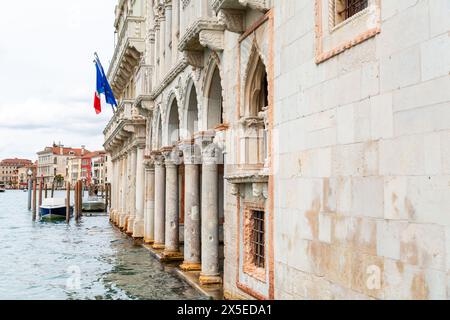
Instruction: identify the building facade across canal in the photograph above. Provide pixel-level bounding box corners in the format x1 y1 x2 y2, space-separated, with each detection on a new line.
104 0 450 300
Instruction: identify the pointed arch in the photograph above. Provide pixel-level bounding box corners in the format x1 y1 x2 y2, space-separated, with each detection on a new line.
183 77 200 140
202 55 224 130
166 93 180 146
244 44 269 118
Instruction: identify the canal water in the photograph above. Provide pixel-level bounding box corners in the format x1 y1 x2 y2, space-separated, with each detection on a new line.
0 190 205 300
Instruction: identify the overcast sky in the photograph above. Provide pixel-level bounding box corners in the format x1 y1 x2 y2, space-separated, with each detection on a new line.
0 0 117 161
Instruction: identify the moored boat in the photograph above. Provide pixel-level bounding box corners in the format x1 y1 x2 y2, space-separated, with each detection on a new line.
40 198 73 219
0 183 5 193
82 196 106 212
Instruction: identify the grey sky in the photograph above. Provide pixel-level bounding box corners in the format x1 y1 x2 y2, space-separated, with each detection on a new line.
0 0 117 161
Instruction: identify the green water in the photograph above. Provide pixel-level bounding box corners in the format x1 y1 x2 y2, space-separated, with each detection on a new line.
0 190 205 300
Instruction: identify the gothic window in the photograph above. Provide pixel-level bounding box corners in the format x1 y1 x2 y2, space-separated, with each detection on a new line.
207 67 224 129
168 98 180 146
247 57 268 117
335 0 369 25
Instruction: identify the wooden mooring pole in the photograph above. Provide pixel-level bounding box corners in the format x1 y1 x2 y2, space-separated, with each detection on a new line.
105 183 109 211
38 177 43 207
66 182 71 223
44 183 48 199
78 181 83 219
74 181 79 220
51 180 55 198
32 179 37 221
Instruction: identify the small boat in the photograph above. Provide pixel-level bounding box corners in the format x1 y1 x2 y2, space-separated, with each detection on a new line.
82 196 106 212
0 184 5 193
40 198 73 219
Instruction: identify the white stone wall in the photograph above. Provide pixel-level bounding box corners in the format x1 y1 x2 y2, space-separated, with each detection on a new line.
273 0 450 299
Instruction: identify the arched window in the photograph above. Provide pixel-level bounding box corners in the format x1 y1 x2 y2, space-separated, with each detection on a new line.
186 82 199 139
167 98 180 146
247 57 268 118
156 112 163 149
207 67 223 130
242 52 270 167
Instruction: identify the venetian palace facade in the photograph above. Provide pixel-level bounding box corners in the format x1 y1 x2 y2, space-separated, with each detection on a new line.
104 0 450 299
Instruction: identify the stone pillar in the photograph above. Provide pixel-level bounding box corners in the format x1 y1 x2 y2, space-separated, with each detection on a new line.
162 148 183 260
172 0 179 63
115 157 121 225
180 143 201 271
165 1 172 68
111 159 119 223
133 146 145 238
144 160 155 244
119 153 128 229
126 147 138 234
154 20 160 85
153 153 166 250
159 9 166 79
200 143 222 285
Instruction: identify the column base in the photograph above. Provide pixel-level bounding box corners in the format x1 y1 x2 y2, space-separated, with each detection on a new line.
126 217 135 234
161 251 184 262
144 238 155 245
152 243 165 250
119 214 127 229
179 262 202 272
132 220 144 238
199 274 222 285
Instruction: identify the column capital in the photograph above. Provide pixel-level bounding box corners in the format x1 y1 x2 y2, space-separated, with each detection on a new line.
144 157 155 170
179 139 202 165
151 151 165 167
202 142 221 165
161 146 183 167
164 0 172 9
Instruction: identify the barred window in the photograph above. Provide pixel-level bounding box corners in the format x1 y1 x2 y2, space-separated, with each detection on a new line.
252 210 265 269
335 0 369 25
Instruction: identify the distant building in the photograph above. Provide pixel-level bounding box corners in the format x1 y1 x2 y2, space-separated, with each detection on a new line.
89 151 107 185
16 162 37 189
0 158 33 189
66 156 82 186
37 143 89 186
66 150 106 186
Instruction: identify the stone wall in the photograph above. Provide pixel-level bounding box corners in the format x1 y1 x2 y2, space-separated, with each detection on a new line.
273 0 450 299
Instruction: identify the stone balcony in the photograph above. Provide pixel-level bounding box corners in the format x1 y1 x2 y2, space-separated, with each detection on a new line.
178 18 226 68
103 99 146 153
211 0 272 12
108 16 146 97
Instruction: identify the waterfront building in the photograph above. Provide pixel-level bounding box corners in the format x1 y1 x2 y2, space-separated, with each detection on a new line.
0 158 33 189
104 0 450 300
37 143 89 186
90 151 108 185
67 156 82 186
17 162 37 189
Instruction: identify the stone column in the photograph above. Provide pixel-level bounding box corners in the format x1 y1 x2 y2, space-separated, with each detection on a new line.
144 160 155 244
199 143 222 285
115 157 121 225
111 159 119 223
172 0 179 63
180 143 201 271
159 8 166 79
165 0 172 68
133 145 145 238
126 147 138 234
153 152 166 250
154 20 160 85
162 147 183 260
119 153 128 229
